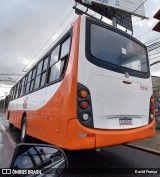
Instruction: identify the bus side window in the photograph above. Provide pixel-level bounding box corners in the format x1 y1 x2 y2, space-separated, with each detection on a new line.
59 37 71 77
23 75 28 95
14 85 18 99
11 87 14 100
47 36 71 83
20 77 25 96
48 45 60 83
30 67 36 92
26 71 32 94
34 57 49 90
60 37 70 59
39 57 49 87
17 80 22 98
34 61 43 90
10 89 13 100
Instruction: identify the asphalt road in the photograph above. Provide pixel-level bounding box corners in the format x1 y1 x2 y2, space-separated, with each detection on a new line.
0 114 160 177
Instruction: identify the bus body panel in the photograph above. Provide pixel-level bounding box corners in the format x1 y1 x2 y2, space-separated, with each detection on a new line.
8 81 62 112
66 118 155 150
58 17 81 148
77 16 153 130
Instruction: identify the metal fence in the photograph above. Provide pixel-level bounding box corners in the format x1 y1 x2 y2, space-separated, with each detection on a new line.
153 86 160 125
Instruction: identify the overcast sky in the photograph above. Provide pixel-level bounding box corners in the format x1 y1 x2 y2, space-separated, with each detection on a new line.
0 0 160 97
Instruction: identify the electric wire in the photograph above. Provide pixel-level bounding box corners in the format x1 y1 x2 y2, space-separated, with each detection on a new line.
150 55 160 61
149 51 160 57
133 0 148 13
18 9 74 74
15 9 74 82
21 9 74 72
145 37 160 45
136 29 152 38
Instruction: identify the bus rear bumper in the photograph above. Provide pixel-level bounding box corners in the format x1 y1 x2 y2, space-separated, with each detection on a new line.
66 119 155 150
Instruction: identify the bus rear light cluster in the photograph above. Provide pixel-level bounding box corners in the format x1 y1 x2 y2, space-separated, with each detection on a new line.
77 83 94 128
80 101 89 109
149 95 155 123
79 90 88 98
81 113 89 121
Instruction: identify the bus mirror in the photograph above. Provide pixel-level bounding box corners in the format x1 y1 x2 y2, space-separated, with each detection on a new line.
10 143 68 176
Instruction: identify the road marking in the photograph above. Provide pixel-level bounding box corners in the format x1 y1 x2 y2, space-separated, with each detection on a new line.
0 123 16 147
6 132 16 147
0 123 6 131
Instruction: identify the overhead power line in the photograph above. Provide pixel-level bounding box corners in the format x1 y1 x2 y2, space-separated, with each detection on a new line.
150 55 160 61
136 30 152 38
147 41 160 52
0 80 16 83
148 45 160 52
0 74 23 76
133 18 140 24
133 0 148 13
150 60 160 66
147 41 160 48
21 9 74 73
0 86 12 88
149 51 160 57
145 37 160 45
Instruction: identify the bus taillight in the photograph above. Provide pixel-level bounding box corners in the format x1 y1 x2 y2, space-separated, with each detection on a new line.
81 101 89 109
77 83 94 128
79 90 88 98
149 95 155 123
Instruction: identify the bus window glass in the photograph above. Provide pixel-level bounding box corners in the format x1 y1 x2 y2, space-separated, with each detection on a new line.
26 83 30 94
24 75 28 93
32 68 36 79
37 61 43 76
43 57 49 71
34 75 40 90
17 81 22 97
48 61 61 82
60 38 70 59
30 80 34 92
24 76 28 85
14 85 18 99
28 71 32 82
22 77 25 86
90 24 148 73
50 45 60 66
40 72 46 87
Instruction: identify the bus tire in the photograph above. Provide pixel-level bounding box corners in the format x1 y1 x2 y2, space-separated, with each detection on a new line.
21 116 27 143
9 122 14 129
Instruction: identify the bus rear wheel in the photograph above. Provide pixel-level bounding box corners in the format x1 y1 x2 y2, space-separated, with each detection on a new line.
9 122 14 129
21 117 27 143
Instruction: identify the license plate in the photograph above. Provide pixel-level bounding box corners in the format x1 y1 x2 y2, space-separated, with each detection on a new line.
119 118 133 125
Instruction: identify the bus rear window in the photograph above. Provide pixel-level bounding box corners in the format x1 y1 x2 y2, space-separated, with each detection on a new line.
90 24 148 73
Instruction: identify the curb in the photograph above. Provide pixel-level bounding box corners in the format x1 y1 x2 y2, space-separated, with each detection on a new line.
124 144 160 157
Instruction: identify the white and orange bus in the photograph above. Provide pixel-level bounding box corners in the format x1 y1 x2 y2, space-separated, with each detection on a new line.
7 16 155 150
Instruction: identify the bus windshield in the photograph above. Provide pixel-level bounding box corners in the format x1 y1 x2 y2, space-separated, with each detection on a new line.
90 23 149 73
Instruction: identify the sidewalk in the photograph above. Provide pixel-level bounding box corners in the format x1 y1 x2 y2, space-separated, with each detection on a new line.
126 125 160 155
